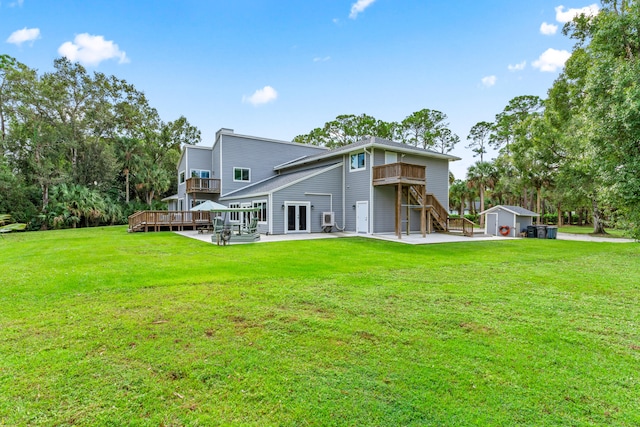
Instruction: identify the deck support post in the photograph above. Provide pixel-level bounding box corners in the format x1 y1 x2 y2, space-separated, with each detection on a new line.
421 184 426 237
396 183 402 239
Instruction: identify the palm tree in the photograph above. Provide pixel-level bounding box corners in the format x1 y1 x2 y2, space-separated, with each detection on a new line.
466 161 498 226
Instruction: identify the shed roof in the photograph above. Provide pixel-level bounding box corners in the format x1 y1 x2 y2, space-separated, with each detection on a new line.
479 205 540 216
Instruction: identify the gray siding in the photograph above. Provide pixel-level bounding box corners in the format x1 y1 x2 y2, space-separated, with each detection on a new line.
371 148 451 233
271 165 344 234
344 150 371 232
177 146 213 210
486 208 535 236
224 165 343 235
219 134 325 195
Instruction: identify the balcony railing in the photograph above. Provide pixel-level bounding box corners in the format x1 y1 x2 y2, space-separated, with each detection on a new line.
372 162 426 186
186 177 221 194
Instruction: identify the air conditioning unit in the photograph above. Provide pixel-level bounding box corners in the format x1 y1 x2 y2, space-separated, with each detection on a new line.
321 212 334 227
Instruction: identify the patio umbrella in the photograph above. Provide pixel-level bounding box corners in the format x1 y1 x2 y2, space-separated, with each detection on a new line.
190 200 228 211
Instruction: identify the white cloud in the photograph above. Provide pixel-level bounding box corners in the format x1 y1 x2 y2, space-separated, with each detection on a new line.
9 0 25 7
481 75 497 87
242 86 278 106
540 22 558 35
313 56 331 62
58 33 129 66
349 0 375 19
532 48 571 72
555 4 600 23
508 61 526 71
6 27 40 46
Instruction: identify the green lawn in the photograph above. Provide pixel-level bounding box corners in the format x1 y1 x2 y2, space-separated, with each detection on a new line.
559 225 628 238
1 227 639 426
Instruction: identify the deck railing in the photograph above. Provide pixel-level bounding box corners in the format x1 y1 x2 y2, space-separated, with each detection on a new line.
128 210 212 232
186 177 221 194
448 217 475 237
372 162 426 185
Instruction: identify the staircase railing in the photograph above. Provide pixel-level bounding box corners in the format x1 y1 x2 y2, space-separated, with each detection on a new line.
448 217 475 237
407 186 449 232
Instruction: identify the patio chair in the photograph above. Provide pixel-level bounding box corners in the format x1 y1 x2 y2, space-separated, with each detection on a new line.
242 216 258 235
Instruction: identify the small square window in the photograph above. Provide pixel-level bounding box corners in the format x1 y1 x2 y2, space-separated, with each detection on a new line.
350 152 365 171
234 167 250 182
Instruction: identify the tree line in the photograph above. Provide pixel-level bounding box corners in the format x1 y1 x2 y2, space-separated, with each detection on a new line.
295 0 640 239
1 56 200 230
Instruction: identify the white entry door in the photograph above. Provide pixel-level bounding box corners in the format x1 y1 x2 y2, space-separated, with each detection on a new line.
285 202 310 233
356 201 369 233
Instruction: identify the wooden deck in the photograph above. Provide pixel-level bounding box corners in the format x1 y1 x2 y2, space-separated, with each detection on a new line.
372 162 426 186
186 177 221 194
128 210 213 232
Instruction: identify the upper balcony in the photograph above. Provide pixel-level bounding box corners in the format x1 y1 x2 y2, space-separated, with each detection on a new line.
372 162 426 186
186 177 221 194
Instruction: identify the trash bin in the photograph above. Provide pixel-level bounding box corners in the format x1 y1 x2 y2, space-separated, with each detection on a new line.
546 226 558 239
536 225 547 239
527 225 537 238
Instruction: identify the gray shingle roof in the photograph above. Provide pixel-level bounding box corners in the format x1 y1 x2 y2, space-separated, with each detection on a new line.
221 164 340 200
276 136 460 171
480 205 540 216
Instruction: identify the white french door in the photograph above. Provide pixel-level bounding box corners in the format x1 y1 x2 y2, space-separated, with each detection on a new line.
285 202 310 233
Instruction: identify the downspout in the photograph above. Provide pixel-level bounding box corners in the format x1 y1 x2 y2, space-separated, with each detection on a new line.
364 145 373 234
304 192 345 231
268 192 273 235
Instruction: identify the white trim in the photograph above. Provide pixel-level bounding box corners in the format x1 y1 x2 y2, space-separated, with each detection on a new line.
356 201 369 234
233 167 251 182
268 193 274 235
252 199 268 224
284 201 311 234
486 212 498 236
349 151 366 172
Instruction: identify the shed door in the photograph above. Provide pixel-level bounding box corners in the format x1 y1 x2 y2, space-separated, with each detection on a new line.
486 213 498 236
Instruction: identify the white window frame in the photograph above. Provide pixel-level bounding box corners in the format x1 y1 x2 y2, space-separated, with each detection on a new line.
179 171 185 184
190 169 211 179
350 152 366 172
252 200 268 223
233 167 251 182
228 202 240 222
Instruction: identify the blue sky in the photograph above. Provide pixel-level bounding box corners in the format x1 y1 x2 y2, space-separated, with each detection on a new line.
3 0 599 178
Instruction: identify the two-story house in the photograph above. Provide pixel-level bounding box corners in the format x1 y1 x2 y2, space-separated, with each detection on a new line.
165 128 461 238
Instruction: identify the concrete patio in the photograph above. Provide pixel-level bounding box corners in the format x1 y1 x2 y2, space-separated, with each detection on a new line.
175 229 635 245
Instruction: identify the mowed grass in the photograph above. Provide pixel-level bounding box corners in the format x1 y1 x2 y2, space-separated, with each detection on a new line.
559 225 629 238
1 227 639 426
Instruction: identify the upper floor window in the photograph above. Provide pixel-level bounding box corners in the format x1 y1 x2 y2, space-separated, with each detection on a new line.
191 169 210 179
234 167 250 182
179 171 185 184
350 152 365 171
